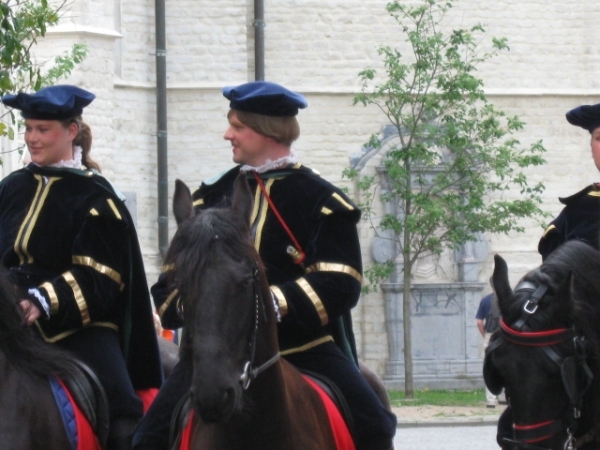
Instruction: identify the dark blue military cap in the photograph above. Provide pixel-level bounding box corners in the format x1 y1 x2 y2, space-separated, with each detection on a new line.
1 85 95 120
222 81 307 117
566 103 600 134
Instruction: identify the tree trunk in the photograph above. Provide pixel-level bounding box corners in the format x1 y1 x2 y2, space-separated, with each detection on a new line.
403 255 413 398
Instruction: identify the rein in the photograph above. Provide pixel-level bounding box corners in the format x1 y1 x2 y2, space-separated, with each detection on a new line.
490 282 596 450
239 261 280 390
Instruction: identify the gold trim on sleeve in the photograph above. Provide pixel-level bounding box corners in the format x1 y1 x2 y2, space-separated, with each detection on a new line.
305 262 363 284
107 199 122 220
158 288 180 317
320 207 333 215
72 255 124 290
295 277 329 325
542 224 556 238
161 263 175 272
331 192 355 211
193 198 204 207
90 208 99 216
40 282 59 315
62 272 91 326
270 285 288 318
588 191 600 197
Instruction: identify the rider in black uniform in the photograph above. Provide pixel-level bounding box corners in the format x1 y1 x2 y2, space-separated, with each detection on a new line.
133 81 397 450
0 85 163 450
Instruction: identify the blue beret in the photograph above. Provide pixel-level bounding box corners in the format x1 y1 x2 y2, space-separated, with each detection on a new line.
566 103 600 134
1 85 95 120
222 81 307 117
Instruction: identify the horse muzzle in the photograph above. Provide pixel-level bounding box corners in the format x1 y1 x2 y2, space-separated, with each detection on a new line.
190 382 242 423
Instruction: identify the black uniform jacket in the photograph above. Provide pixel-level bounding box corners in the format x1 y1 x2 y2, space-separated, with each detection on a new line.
155 164 363 354
538 183 600 261
0 164 162 389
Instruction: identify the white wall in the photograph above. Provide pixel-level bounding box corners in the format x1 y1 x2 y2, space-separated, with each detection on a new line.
10 0 600 375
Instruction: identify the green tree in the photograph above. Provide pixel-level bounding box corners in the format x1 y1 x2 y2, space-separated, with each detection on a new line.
0 0 87 157
344 0 547 397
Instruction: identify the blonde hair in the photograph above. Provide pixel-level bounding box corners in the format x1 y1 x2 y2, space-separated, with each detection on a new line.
229 109 300 146
60 116 101 172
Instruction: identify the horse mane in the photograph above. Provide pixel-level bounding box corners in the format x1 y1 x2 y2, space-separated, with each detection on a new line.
165 206 264 304
0 268 82 378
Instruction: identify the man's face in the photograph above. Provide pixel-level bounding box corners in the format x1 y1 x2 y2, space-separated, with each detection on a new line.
223 112 272 167
592 128 600 172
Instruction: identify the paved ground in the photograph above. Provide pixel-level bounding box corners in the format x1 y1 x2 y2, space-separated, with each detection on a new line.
392 404 506 426
394 424 499 449
391 404 505 449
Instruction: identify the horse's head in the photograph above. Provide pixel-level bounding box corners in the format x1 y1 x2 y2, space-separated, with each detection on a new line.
485 241 600 449
167 174 279 423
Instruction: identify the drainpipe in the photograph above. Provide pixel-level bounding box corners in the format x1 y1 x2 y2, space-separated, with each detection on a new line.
254 0 265 80
155 0 169 259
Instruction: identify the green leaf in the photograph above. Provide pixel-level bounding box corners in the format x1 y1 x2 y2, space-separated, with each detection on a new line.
346 0 547 293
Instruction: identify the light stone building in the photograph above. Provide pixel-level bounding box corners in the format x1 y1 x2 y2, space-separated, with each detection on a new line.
4 0 600 388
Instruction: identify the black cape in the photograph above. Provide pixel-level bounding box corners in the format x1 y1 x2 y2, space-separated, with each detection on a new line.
156 164 362 363
0 164 162 389
538 183 600 261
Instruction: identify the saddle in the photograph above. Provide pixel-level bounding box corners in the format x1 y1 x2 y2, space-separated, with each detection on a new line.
57 359 110 449
300 369 355 436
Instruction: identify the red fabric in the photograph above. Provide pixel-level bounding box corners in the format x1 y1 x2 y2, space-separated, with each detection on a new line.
178 381 356 450
303 375 356 450
136 388 159 414
57 379 102 450
179 409 195 450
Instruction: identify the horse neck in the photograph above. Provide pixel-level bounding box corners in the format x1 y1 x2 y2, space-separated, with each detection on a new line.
244 282 291 414
227 364 298 448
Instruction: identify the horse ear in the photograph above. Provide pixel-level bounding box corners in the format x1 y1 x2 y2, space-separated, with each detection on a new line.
173 179 194 226
231 173 253 225
493 254 513 315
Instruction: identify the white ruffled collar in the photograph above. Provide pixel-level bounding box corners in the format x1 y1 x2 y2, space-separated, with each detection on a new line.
239 150 297 173
35 146 84 170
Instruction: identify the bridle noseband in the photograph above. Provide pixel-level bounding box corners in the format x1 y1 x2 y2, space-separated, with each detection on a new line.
487 281 595 450
239 262 280 390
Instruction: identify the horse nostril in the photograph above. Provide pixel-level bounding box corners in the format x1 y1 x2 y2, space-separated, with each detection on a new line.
222 387 235 408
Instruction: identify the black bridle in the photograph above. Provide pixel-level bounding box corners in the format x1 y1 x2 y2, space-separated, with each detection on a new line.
486 282 595 450
239 262 280 390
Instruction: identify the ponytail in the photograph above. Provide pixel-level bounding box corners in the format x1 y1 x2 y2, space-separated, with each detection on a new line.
60 116 101 172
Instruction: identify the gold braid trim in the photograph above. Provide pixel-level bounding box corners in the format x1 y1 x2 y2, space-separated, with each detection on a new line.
280 335 334 356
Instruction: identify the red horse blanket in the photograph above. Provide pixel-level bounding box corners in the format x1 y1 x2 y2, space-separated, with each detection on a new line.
51 377 101 450
178 376 355 450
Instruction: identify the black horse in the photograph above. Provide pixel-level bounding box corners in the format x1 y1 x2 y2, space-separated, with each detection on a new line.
165 174 345 450
485 240 600 450
0 268 108 449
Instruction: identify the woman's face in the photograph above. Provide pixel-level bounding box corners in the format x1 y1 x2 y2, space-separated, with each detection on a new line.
592 128 600 172
24 119 77 166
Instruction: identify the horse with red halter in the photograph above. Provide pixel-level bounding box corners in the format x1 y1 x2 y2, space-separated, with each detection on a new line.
0 268 108 450
163 174 356 450
485 240 600 450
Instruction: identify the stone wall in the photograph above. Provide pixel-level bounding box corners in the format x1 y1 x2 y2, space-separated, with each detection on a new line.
9 0 600 380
